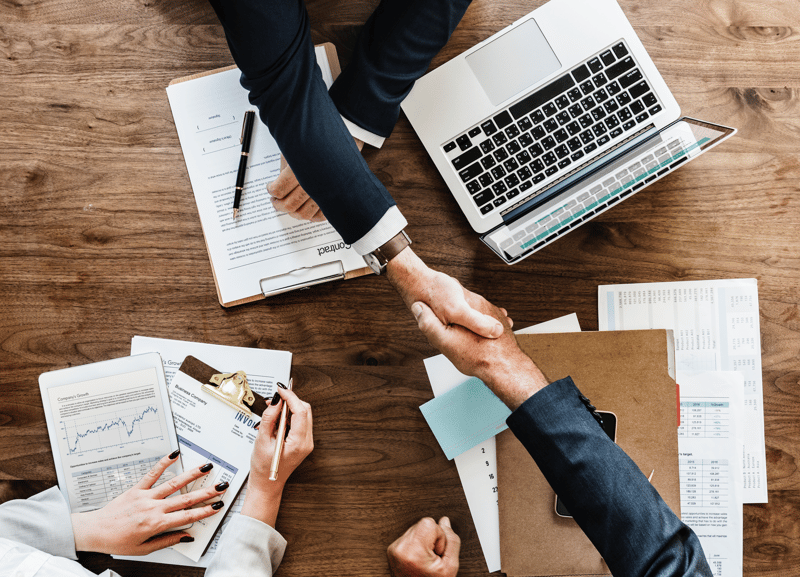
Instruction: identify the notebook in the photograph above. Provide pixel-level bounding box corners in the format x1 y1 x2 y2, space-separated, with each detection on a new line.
401 0 736 263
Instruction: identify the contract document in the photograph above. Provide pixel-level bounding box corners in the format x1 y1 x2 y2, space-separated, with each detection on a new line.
166 45 367 306
598 278 767 503
678 371 744 577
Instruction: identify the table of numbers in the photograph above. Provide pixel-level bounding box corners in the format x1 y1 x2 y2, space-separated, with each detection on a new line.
679 401 730 439
71 456 164 511
680 458 729 508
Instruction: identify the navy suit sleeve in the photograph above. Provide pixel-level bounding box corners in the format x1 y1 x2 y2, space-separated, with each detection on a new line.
328 0 473 137
507 377 712 577
207 0 396 244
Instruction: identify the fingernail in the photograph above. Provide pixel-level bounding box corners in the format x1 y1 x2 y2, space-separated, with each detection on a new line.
271 392 281 405
254 422 260 430
411 302 423 319
215 482 229 492
211 501 224 510
277 382 287 390
493 322 503 336
180 536 195 543
168 449 180 459
200 463 213 473
440 516 451 528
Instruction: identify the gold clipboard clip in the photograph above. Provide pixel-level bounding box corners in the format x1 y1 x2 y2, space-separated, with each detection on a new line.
203 371 256 417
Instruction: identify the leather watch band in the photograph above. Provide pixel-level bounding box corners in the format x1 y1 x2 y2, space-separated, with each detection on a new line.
375 230 411 262
363 230 412 275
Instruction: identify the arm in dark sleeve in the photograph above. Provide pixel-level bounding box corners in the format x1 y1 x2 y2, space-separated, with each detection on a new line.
329 0 473 137
506 377 712 577
207 0 395 245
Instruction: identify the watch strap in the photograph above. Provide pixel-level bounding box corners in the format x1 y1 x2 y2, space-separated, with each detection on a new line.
374 230 411 264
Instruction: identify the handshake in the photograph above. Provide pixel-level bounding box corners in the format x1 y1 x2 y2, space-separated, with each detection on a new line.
384 248 550 577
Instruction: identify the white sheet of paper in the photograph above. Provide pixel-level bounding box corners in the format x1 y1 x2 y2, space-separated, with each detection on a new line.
422 313 582 572
677 371 744 577
165 46 364 304
598 278 767 503
114 336 292 567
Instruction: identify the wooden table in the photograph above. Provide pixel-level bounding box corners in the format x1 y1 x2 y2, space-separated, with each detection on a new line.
1 1 798 575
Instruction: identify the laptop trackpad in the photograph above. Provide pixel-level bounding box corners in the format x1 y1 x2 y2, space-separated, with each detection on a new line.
466 18 561 106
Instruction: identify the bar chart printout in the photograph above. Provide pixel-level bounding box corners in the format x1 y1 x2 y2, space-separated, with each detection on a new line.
47 367 178 513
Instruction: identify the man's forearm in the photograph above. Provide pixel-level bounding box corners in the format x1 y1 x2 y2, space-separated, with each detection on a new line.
208 0 397 245
508 377 712 577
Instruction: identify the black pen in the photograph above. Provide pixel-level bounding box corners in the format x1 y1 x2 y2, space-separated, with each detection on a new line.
233 110 256 219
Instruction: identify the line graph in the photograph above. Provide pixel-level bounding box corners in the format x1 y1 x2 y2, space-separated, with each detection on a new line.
62 404 165 455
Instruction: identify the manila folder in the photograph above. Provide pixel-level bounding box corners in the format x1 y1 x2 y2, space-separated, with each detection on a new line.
497 329 679 576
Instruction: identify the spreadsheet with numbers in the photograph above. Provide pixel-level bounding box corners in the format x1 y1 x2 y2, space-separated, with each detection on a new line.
676 372 744 577
599 278 766 503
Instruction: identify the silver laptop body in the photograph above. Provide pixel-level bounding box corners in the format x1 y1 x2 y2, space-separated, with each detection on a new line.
401 0 735 263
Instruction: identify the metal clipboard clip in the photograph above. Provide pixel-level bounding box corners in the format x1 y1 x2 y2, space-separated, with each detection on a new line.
202 370 256 418
259 260 345 298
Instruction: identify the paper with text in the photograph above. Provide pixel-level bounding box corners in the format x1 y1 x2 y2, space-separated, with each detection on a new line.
678 371 744 577
166 46 365 304
114 336 292 567
423 314 581 572
598 278 766 503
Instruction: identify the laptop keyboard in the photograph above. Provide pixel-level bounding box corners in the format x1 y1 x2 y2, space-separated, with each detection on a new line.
443 40 663 216
489 134 710 260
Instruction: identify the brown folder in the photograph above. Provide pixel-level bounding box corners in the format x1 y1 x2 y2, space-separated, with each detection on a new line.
498 329 678 576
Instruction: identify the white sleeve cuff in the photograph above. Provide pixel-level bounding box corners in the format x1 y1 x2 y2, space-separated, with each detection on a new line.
340 116 386 148
351 206 408 256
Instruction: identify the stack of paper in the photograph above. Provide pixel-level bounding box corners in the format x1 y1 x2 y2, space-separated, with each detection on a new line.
598 278 762 577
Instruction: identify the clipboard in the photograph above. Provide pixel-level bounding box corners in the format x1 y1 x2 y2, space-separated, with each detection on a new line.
166 355 274 562
168 43 372 307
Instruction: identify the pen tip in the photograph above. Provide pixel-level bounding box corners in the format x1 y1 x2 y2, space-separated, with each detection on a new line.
233 208 239 219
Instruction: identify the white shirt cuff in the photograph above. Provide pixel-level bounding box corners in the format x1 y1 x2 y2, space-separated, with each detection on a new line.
351 206 408 255
341 116 386 148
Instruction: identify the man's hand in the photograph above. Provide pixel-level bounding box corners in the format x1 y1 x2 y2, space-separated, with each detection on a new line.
267 139 363 222
411 296 548 409
387 517 461 577
386 247 507 340
267 163 326 222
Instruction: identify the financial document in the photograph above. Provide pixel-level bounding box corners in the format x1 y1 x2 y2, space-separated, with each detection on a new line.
678 371 744 577
166 46 364 304
423 314 581 572
42 362 180 515
598 278 766 503
115 336 292 567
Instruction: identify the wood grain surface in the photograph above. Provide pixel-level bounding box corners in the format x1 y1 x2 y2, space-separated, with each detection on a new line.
1 0 798 575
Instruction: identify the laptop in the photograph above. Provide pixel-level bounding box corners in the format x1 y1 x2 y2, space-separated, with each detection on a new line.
401 0 735 264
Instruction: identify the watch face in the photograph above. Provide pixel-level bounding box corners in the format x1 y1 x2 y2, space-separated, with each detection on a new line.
363 253 382 275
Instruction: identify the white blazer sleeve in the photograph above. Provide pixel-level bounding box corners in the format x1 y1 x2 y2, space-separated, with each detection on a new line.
204 514 287 577
0 486 78 560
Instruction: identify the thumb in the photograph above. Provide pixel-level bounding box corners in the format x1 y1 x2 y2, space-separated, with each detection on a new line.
411 302 448 349
438 517 462 562
139 531 192 554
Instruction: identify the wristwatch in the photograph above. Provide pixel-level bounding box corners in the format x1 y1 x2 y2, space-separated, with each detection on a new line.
363 230 412 275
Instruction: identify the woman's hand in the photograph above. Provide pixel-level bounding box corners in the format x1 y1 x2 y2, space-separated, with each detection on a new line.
70 451 228 555
240 386 314 527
